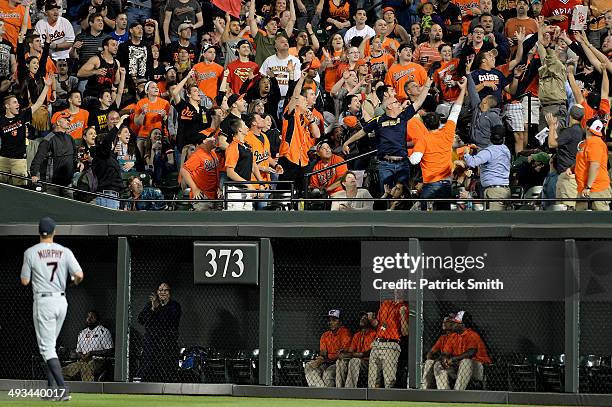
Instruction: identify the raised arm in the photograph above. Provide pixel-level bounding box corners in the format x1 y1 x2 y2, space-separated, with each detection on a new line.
285 74 306 113
284 0 297 36
410 77 433 112
247 0 259 39
566 64 584 104
30 76 53 113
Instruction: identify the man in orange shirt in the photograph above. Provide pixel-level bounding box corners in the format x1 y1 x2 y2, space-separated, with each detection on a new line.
434 311 491 390
574 119 611 211
0 0 30 48
51 90 88 141
309 142 348 197
180 134 220 211
367 290 409 388
385 44 427 102
279 74 321 195
304 309 352 387
336 312 377 388
134 81 170 158
421 315 457 389
192 45 224 101
410 76 467 210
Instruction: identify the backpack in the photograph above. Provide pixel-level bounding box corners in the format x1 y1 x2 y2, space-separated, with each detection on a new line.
74 167 98 202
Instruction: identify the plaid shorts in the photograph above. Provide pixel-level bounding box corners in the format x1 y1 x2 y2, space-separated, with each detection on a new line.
503 102 524 131
521 96 540 125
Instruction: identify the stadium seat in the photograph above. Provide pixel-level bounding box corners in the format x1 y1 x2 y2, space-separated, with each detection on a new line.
227 350 256 384
507 354 547 392
201 348 229 384
540 354 565 392
274 349 305 386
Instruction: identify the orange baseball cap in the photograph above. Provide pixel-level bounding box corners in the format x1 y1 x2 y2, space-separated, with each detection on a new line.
51 111 71 125
307 56 322 70
383 6 395 14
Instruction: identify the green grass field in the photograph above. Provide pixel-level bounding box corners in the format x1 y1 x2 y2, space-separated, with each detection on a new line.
0 393 563 406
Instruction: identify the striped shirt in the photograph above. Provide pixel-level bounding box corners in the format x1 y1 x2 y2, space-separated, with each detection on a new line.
74 30 109 67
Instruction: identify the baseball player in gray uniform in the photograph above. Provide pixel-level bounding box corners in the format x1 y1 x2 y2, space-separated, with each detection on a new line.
20 217 84 401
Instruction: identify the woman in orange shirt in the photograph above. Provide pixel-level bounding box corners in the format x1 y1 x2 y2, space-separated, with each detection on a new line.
320 33 346 93
134 81 171 159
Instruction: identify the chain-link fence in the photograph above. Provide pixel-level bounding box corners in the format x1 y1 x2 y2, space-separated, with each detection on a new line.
127 237 259 384
578 241 612 394
0 237 117 381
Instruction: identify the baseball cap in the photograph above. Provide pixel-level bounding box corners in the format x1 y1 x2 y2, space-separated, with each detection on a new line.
342 115 359 129
39 217 56 236
44 1 61 10
569 104 585 121
227 93 245 107
25 29 40 40
398 43 413 54
452 310 465 323
129 21 143 29
178 23 193 33
51 110 71 125
264 16 280 26
589 119 605 138
326 309 341 319
201 44 218 54
165 65 177 73
531 0 541 4
530 152 551 164
382 6 395 14
306 56 322 70
236 39 251 50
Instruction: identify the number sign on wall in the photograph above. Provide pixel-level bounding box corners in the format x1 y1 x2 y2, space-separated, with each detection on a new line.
194 242 259 285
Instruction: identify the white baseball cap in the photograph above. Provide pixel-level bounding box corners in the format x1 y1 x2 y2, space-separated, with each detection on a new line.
589 119 605 138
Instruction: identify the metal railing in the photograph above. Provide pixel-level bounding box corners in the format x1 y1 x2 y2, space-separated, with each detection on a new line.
1 170 609 210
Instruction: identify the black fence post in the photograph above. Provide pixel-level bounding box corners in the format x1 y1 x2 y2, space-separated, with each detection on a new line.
564 239 579 393
115 237 131 382
259 238 274 385
408 238 423 389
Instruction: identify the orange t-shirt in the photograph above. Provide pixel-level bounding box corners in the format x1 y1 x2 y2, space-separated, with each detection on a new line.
52 108 89 140
280 106 315 166
503 18 538 40
575 136 611 193
385 62 427 102
321 50 344 93
133 97 170 138
452 0 480 35
442 328 491 364
348 328 377 354
309 154 348 195
431 333 458 354
580 99 611 130
320 326 352 361
192 61 224 100
413 120 456 183
406 115 429 156
182 147 220 199
0 1 30 48
434 59 461 102
376 300 408 341
364 36 399 59
245 131 271 183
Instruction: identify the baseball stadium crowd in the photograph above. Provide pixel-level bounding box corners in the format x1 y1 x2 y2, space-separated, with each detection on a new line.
0 0 610 211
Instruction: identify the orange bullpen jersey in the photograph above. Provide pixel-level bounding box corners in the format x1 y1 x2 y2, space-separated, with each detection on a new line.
0 1 30 48
376 300 408 341
575 136 611 193
433 59 461 102
431 333 458 354
412 120 456 183
193 61 224 100
348 328 377 354
245 131 271 182
320 326 352 361
280 107 315 166
385 62 427 102
182 147 220 199
442 328 491 364
52 109 89 140
133 97 170 138
309 154 348 194
406 115 429 156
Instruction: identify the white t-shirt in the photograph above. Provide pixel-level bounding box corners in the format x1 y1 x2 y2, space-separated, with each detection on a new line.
259 54 301 97
344 25 376 46
76 324 114 354
35 16 75 61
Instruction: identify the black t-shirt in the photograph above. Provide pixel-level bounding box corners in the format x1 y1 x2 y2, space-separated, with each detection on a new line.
0 39 14 79
220 112 241 143
164 41 197 65
173 99 207 149
88 106 112 133
556 124 585 173
78 1 117 33
0 108 32 159
438 2 463 43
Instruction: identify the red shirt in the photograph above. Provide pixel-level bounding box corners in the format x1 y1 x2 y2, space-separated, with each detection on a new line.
320 326 352 361
227 59 260 95
541 0 582 32
442 328 491 364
